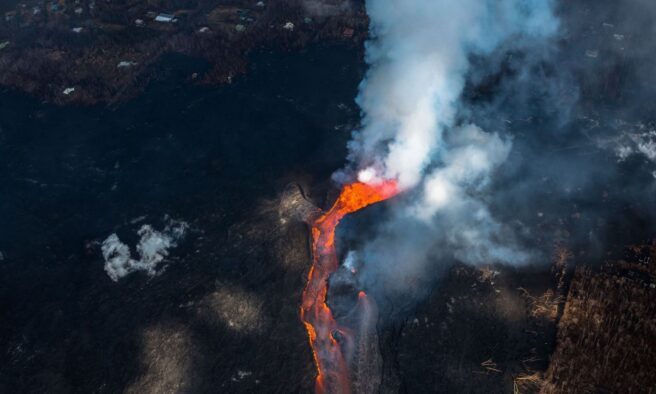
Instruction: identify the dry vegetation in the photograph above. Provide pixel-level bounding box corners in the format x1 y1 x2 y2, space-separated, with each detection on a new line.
541 244 656 393
513 372 544 394
510 249 570 394
520 288 563 321
0 0 366 104
511 244 656 393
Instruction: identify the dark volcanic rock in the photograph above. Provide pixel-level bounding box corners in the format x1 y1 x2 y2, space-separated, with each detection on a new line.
0 0 369 105
0 44 363 393
390 264 556 393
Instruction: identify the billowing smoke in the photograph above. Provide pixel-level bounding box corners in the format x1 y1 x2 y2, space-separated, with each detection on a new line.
102 219 189 281
337 0 656 306
340 0 558 188
333 0 558 298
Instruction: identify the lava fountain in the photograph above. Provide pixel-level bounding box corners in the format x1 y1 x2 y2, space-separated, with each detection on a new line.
300 180 399 394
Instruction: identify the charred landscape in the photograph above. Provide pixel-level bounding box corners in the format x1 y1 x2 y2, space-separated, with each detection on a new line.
1 0 655 393
0 0 367 105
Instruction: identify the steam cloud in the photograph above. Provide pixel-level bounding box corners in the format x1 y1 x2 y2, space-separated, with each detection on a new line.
339 0 656 305
344 0 558 188
102 219 189 281
339 0 559 293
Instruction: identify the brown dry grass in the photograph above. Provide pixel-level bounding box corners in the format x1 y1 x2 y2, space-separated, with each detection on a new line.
541 257 656 393
519 288 563 321
514 372 544 394
553 247 572 291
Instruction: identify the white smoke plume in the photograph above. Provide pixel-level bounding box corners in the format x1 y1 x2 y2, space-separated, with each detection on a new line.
337 0 560 298
346 0 558 189
358 126 532 296
101 219 189 281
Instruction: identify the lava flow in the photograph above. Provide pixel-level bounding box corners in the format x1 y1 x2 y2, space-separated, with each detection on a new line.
300 180 399 394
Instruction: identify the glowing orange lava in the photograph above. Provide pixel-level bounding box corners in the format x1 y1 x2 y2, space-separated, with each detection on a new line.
300 180 399 394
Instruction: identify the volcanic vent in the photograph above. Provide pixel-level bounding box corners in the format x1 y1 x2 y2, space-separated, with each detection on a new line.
298 180 399 393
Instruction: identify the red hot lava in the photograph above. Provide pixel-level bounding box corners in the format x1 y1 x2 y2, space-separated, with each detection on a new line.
300 180 399 394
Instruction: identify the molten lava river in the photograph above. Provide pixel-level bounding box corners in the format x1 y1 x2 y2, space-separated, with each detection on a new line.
300 180 399 394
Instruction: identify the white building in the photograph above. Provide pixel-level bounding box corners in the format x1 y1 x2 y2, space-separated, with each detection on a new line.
155 13 176 23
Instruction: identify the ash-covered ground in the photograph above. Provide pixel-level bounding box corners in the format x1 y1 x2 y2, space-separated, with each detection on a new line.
1 1 656 393
0 45 361 392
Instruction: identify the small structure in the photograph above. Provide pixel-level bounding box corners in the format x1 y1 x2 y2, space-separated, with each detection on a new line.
74 7 83 15
283 22 294 31
585 49 599 59
235 24 245 32
198 26 210 33
63 87 75 95
155 13 176 23
0 41 10 50
256 1 265 7
117 61 137 68
135 19 144 26
71 27 83 33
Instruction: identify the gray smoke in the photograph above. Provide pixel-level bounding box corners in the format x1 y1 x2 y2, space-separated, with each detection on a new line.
341 0 558 188
338 0 656 305
337 0 559 294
